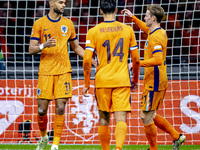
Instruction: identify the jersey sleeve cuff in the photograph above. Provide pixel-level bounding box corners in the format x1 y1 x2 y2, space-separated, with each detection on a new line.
30 37 40 41
68 36 77 41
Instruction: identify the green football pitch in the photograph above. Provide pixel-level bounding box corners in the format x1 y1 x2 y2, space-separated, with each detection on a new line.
0 145 199 150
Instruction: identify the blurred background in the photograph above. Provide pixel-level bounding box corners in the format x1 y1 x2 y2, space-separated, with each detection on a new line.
0 0 199 80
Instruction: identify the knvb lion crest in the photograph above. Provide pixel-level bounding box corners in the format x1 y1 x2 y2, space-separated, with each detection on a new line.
61 25 68 34
65 85 99 141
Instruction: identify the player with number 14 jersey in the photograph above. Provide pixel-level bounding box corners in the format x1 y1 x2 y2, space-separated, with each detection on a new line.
84 20 139 88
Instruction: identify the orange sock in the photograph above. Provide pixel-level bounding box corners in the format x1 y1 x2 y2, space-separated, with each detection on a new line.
98 126 111 150
144 122 158 150
154 114 180 141
38 114 47 137
53 114 65 146
115 121 127 150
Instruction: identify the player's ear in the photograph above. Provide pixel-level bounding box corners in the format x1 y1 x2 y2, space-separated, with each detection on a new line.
152 15 157 22
49 0 54 7
115 8 118 14
100 9 103 15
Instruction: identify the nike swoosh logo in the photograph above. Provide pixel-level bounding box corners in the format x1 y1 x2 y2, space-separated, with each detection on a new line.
65 92 70 95
44 28 49 31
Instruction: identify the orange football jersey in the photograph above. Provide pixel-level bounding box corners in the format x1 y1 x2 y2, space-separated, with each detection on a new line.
142 28 168 91
30 14 77 75
85 20 138 88
131 15 168 91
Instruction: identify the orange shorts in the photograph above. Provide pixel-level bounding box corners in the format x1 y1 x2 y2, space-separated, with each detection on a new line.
36 73 72 100
141 89 166 111
95 87 131 112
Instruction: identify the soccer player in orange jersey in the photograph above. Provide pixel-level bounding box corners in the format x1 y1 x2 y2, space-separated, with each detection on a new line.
122 5 186 150
29 0 96 150
82 0 140 150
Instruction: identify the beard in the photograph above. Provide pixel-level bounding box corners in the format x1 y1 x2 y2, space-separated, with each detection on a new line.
54 7 63 15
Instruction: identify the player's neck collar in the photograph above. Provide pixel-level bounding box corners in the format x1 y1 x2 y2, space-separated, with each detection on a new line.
47 14 61 22
149 27 161 35
103 20 115 23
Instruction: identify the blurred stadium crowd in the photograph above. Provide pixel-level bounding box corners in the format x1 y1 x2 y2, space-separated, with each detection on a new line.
0 0 199 76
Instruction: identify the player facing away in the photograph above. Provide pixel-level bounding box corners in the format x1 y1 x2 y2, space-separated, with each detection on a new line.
82 0 140 150
29 0 96 150
122 5 186 150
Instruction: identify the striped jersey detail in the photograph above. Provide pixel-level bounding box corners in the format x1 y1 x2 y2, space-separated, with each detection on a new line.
152 50 162 54
129 45 138 51
85 47 95 52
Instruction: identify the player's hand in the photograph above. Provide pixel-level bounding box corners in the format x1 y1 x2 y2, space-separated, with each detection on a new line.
82 86 89 96
43 37 57 48
121 9 133 18
131 82 138 92
128 63 133 71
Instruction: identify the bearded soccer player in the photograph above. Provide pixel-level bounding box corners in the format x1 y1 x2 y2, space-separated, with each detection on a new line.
122 5 186 150
82 0 140 150
29 0 96 150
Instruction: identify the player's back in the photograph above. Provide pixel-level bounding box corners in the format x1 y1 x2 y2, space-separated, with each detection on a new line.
87 21 137 88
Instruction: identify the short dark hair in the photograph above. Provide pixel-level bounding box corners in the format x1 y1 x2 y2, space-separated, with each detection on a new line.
100 0 116 14
147 5 165 23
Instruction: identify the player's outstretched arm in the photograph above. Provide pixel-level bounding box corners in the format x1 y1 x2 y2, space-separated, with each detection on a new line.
69 40 97 67
29 37 57 54
122 9 149 34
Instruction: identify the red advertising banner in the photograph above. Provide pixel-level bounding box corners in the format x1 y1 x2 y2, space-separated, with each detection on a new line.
0 79 200 145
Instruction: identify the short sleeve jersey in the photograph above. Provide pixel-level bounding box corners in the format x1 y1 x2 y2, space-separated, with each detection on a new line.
143 27 168 91
86 20 138 88
30 14 77 75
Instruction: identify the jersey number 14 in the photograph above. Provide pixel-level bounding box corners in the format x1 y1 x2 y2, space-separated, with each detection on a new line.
102 38 124 64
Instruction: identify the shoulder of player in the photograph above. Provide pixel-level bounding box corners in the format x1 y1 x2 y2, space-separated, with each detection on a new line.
88 24 101 34
61 16 69 21
150 28 166 40
115 21 131 28
60 16 73 23
118 22 134 32
32 16 47 27
34 15 46 23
